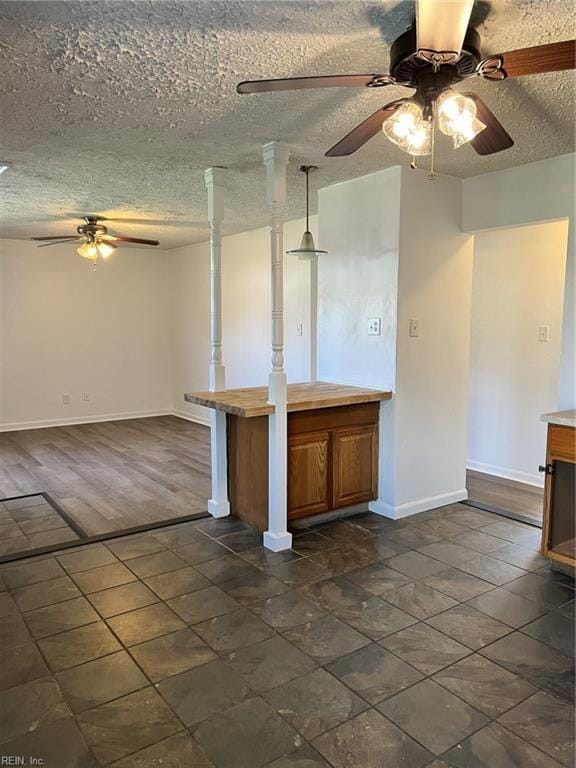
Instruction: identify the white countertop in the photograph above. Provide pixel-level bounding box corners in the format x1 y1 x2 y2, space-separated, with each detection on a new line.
541 410 576 428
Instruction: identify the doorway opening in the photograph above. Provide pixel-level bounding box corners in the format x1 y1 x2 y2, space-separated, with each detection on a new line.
466 220 569 527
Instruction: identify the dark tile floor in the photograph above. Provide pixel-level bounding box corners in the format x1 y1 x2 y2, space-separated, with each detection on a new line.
0 494 79 557
0 503 574 768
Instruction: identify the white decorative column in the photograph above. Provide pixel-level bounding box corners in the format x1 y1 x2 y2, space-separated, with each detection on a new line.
262 141 292 551
205 167 230 519
310 254 319 382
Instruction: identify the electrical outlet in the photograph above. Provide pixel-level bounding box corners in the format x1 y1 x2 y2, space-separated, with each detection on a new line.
409 318 420 338
368 318 381 336
62 394 71 405
83 392 91 402
296 323 303 337
538 325 549 342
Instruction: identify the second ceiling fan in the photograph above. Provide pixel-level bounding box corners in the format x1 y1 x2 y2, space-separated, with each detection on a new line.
237 0 575 159
31 216 159 266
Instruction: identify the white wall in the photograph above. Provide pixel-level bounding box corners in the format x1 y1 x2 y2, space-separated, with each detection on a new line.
317 167 401 391
171 216 315 424
316 166 474 518
467 221 568 486
390 169 474 514
0 239 172 429
1 217 315 430
463 155 575 410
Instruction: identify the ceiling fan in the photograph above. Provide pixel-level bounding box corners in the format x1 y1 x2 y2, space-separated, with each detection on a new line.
237 0 575 160
31 216 159 264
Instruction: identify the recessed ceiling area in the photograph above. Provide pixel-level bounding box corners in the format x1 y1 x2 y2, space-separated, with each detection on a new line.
0 0 574 248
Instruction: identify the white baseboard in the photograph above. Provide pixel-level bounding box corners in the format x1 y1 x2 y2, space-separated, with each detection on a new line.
171 410 211 428
466 460 544 488
0 409 173 433
369 489 469 520
0 408 212 433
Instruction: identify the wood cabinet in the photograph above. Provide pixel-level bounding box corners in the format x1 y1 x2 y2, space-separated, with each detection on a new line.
287 402 378 520
228 401 380 530
287 432 330 519
332 425 378 509
541 423 576 568
286 422 378 520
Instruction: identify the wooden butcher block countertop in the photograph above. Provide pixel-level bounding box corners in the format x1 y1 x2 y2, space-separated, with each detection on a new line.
541 410 576 429
184 381 392 418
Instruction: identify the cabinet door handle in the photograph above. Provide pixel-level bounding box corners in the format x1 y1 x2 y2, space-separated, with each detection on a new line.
538 463 554 476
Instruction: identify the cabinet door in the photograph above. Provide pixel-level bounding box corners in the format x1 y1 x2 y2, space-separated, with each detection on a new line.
332 425 377 509
287 431 330 519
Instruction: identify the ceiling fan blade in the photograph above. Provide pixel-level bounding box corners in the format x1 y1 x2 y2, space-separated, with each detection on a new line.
482 39 575 79
31 236 78 241
464 94 514 155
325 100 407 157
416 0 474 59
37 238 81 248
102 236 159 246
237 74 394 94
102 217 205 227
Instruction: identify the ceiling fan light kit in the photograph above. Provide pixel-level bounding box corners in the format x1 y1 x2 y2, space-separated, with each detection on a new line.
436 90 486 147
383 88 487 157
237 0 574 167
31 216 159 269
76 239 116 262
382 101 432 156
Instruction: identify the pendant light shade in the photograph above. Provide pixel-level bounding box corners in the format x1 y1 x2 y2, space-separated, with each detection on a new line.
287 165 327 259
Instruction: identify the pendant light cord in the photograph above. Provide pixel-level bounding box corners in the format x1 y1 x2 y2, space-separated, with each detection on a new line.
305 167 310 231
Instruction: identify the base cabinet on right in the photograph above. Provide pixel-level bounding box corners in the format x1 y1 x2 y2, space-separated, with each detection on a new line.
541 423 576 567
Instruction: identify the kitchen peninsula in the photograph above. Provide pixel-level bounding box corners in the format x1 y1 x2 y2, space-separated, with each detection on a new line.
185 382 391 530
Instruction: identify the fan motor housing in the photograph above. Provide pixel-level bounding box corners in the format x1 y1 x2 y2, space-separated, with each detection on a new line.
390 26 482 86
77 216 107 238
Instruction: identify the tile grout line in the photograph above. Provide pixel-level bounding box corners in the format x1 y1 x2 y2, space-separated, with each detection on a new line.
0 510 572 768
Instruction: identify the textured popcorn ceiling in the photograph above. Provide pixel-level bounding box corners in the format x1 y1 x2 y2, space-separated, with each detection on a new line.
0 0 574 248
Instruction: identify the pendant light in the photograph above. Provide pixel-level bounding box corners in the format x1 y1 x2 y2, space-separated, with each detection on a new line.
287 165 327 259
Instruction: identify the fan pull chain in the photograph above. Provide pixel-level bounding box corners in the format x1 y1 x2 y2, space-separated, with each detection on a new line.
428 111 437 181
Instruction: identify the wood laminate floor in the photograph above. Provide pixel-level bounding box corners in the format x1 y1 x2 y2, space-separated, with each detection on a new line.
466 470 544 525
0 417 211 537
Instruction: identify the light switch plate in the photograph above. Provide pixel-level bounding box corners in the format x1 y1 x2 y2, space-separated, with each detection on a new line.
538 325 549 342
409 318 420 338
368 318 381 336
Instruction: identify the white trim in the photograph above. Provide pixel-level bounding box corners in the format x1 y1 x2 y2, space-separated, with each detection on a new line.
208 499 231 518
263 140 291 552
171 409 211 428
0 408 213 433
369 489 469 520
263 529 293 552
0 409 172 433
466 460 544 488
